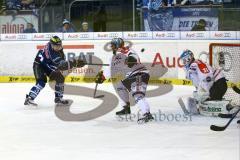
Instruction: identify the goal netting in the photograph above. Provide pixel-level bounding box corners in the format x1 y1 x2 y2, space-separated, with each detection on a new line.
209 43 240 106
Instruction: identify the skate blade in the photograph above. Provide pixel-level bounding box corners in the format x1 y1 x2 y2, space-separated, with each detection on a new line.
137 118 154 124
24 102 38 107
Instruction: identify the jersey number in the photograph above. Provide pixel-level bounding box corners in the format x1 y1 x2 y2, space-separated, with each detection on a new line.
197 60 209 74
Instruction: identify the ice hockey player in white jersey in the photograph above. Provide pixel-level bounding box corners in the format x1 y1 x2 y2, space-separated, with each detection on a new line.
180 49 229 116
95 37 154 123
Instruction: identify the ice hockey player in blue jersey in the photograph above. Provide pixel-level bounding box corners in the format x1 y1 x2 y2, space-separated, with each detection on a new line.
24 36 85 106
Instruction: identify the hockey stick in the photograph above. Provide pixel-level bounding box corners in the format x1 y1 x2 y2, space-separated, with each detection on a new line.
86 63 109 66
93 83 98 98
232 85 240 94
218 104 238 118
217 86 240 118
93 83 104 98
178 97 190 115
210 107 240 131
218 113 233 118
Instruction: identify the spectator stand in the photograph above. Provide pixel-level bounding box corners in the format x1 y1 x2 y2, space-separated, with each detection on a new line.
137 0 224 31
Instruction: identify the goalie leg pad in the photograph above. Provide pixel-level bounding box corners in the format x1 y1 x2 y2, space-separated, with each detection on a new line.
187 97 199 115
198 100 230 117
193 91 209 103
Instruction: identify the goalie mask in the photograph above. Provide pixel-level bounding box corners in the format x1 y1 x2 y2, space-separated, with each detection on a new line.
180 49 194 68
50 36 63 52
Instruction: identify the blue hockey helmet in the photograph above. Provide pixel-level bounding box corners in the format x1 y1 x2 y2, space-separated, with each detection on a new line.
180 49 194 68
111 37 124 49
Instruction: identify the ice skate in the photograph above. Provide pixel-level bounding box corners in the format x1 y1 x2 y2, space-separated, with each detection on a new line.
55 97 73 106
116 102 131 115
137 112 154 124
24 94 38 106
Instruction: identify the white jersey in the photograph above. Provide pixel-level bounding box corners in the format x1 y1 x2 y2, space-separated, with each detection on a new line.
185 59 224 93
104 47 148 79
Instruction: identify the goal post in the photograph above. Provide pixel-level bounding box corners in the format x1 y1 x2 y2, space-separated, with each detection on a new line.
209 43 240 105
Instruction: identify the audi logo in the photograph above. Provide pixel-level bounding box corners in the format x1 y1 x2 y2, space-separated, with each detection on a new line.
167 33 175 37
224 33 231 37
138 33 148 37
17 35 27 39
79 34 89 38
109 33 119 38
196 33 204 37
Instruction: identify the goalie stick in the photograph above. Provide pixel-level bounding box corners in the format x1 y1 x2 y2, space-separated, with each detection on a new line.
210 107 240 131
213 85 240 119
178 97 190 115
210 85 240 131
218 113 234 118
217 104 238 118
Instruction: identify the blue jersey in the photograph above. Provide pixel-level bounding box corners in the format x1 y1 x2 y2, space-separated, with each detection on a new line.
34 42 65 76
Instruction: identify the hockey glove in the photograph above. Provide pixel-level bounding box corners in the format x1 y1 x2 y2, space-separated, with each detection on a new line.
95 71 106 84
72 58 86 68
58 58 85 70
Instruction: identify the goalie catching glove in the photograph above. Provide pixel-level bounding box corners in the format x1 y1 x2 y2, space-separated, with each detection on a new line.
95 70 106 84
58 58 86 70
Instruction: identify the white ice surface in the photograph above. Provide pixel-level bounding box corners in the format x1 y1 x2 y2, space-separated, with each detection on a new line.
0 83 239 160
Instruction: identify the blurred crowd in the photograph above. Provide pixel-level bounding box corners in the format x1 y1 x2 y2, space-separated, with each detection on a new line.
1 0 36 12
137 0 222 10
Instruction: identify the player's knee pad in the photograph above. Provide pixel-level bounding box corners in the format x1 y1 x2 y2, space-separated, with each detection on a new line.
193 91 209 103
130 81 147 98
133 93 144 103
198 100 231 117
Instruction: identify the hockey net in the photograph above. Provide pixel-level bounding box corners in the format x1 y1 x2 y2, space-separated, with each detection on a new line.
209 43 240 106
